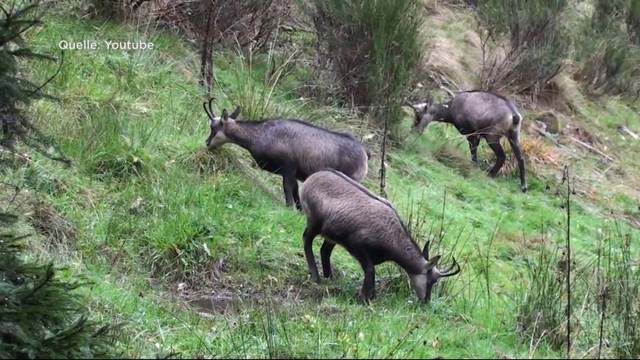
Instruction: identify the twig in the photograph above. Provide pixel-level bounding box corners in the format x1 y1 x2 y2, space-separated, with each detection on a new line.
26 49 64 98
379 116 388 197
617 125 639 140
563 165 572 358
569 136 615 162
531 124 560 146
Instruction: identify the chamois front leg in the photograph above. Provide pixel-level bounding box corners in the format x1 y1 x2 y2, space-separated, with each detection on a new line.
302 223 321 283
355 252 376 302
467 135 480 163
485 135 506 177
507 131 527 193
320 240 336 278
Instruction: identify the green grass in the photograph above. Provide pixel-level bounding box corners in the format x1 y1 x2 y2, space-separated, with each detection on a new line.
4 11 639 359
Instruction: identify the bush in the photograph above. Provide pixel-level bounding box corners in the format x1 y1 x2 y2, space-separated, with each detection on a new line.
0 210 115 358
475 0 570 97
0 0 67 163
309 0 421 131
574 0 640 97
1 3 114 357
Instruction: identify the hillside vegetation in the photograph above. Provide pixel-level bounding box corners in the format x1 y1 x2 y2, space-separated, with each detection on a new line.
2 0 640 358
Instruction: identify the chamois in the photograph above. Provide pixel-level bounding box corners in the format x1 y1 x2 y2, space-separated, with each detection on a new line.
300 170 460 302
203 99 369 209
410 90 527 192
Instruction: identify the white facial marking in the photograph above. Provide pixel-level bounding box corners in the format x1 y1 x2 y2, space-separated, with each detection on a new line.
412 103 428 112
210 131 229 147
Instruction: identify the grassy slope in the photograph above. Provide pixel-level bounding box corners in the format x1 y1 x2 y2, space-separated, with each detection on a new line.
9 10 639 358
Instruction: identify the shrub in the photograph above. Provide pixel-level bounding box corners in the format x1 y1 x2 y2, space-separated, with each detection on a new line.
574 0 640 97
1 3 114 356
0 210 115 358
475 0 570 97
309 0 421 131
0 0 69 165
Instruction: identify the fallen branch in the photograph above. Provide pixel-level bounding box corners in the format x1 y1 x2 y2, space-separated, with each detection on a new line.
569 136 615 162
532 123 560 146
617 124 639 140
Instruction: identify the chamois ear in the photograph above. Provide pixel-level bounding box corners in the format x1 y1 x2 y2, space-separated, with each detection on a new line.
229 106 241 120
221 108 229 122
422 240 430 259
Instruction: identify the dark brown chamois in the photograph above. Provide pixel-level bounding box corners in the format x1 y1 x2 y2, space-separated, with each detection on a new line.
410 90 527 192
300 170 460 303
203 99 369 209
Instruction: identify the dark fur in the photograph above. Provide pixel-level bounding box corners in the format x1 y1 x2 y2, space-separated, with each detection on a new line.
412 90 527 192
205 106 369 208
300 170 459 302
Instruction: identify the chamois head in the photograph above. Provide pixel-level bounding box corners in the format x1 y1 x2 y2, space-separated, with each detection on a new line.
203 98 240 149
408 95 448 134
410 240 461 303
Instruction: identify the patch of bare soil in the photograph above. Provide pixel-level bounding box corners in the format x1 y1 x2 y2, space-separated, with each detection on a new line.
166 256 332 317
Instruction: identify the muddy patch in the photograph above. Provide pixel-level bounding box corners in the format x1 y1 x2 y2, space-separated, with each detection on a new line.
186 292 242 315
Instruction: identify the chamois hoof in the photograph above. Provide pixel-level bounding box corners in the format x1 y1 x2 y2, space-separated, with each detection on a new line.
357 289 375 304
521 185 528 193
309 273 321 284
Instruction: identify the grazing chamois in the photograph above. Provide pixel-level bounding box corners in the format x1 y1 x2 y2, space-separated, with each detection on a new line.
203 99 369 208
300 169 461 303
409 90 527 192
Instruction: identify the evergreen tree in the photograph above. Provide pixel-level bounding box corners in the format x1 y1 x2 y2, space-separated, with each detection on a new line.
1 2 114 358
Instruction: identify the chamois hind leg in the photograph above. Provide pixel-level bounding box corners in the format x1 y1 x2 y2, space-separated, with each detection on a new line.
302 222 321 283
467 135 480 163
291 180 302 211
282 171 298 209
485 135 506 177
507 130 527 192
320 240 336 278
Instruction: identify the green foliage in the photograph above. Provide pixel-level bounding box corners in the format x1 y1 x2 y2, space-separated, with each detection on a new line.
0 0 66 162
515 243 566 350
575 0 640 97
10 5 640 359
310 0 421 131
0 1 51 110
0 212 114 358
606 232 640 358
476 0 570 96
629 0 640 44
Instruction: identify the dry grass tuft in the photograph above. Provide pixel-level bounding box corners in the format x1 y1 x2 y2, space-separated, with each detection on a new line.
176 147 234 175
499 136 563 176
29 199 76 247
419 3 482 92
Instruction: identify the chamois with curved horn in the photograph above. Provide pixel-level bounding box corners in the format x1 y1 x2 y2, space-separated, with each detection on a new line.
203 99 370 208
300 169 460 302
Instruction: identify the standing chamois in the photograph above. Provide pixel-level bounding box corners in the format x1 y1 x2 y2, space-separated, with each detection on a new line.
300 169 461 303
409 90 527 192
203 99 369 208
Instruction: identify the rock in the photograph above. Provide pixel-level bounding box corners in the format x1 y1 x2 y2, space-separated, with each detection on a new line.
129 196 145 214
534 111 562 134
